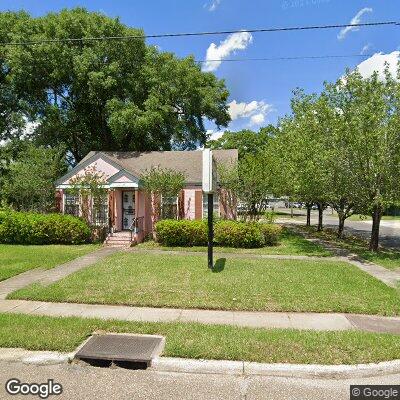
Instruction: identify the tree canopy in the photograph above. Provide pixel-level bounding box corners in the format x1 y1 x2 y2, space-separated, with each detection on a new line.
207 125 276 158
270 66 400 249
0 8 230 164
1 144 67 212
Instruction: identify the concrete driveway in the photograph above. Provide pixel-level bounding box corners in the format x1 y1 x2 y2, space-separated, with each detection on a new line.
1 361 400 400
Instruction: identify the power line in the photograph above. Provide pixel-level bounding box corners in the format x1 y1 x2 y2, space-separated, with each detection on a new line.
0 21 398 46
198 54 374 63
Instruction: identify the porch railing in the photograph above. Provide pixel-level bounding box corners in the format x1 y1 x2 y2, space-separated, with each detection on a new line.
129 217 145 241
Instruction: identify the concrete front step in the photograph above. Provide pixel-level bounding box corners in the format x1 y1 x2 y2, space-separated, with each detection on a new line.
104 231 134 247
105 241 132 246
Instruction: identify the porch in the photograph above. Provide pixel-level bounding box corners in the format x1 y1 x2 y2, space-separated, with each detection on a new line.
106 188 151 246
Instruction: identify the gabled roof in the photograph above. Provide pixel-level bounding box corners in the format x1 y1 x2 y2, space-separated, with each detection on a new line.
107 169 139 187
98 149 238 184
56 149 238 186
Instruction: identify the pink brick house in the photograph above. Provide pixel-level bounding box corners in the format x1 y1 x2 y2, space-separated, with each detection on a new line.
55 149 237 245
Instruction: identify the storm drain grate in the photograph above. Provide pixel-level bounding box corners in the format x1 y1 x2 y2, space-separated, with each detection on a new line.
74 334 165 368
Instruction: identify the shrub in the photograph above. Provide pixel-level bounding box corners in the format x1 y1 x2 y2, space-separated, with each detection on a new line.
154 219 283 249
259 223 283 246
155 219 207 247
264 211 276 224
214 220 265 248
0 211 91 245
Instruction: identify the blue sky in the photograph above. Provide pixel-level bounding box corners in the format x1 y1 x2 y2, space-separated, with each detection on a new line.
1 0 399 137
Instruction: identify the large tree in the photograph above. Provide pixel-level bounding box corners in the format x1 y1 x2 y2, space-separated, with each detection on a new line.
276 91 332 230
2 8 230 164
0 12 28 137
326 68 400 250
1 144 67 212
207 126 276 158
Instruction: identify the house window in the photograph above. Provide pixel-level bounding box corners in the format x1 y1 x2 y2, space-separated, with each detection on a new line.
202 193 220 218
161 195 177 219
64 192 79 217
93 195 108 226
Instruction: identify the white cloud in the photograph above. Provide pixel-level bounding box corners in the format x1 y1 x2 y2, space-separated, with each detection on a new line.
205 0 221 11
202 31 253 72
206 129 225 141
228 100 273 126
355 51 400 80
338 8 373 40
360 43 372 55
250 113 265 125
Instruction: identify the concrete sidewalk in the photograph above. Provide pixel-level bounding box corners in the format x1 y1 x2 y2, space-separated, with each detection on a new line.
1 299 400 334
0 247 119 299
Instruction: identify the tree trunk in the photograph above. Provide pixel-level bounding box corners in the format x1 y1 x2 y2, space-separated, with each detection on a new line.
369 207 382 252
317 203 323 231
337 213 345 238
151 192 160 240
306 204 311 227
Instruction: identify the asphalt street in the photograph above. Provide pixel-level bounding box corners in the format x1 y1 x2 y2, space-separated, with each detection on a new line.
0 361 400 400
277 209 400 249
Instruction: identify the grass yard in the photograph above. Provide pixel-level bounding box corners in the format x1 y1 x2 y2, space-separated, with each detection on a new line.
300 227 400 271
137 228 331 257
0 244 100 282
9 252 400 316
347 214 400 221
1 313 400 365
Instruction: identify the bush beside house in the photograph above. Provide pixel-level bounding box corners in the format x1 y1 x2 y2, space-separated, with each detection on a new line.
155 219 208 247
214 221 264 248
0 211 91 245
155 219 282 248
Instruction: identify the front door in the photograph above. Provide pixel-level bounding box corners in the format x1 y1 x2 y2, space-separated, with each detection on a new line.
122 191 135 230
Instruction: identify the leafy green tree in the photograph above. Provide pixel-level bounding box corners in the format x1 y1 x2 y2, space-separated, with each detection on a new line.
207 126 275 158
3 8 230 164
0 12 28 139
69 165 108 225
218 154 271 220
142 167 186 232
326 68 400 250
276 91 332 230
2 144 67 212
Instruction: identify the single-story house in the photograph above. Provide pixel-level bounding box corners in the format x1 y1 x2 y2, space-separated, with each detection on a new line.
55 149 238 245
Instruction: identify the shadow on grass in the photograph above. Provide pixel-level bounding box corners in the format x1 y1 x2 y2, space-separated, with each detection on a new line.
213 258 226 273
281 228 330 255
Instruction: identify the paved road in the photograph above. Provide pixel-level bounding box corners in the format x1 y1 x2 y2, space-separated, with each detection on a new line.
0 361 399 400
277 209 400 249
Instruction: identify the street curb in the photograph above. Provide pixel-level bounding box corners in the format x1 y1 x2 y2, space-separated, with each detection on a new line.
151 357 400 379
0 348 73 365
2 348 400 379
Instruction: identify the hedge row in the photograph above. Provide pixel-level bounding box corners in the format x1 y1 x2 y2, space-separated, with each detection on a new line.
155 219 282 248
0 211 91 245
155 219 208 247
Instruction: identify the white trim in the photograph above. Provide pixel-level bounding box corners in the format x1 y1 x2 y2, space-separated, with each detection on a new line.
109 182 139 188
57 184 110 189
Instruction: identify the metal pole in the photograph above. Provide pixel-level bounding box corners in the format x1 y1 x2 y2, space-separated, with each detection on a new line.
208 193 213 269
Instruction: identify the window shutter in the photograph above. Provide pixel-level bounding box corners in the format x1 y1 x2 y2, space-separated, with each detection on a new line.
194 190 203 220
108 191 115 226
55 190 62 213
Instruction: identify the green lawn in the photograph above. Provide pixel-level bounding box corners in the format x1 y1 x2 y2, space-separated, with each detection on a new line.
1 313 400 365
137 228 331 257
0 244 100 281
300 227 400 271
347 214 400 221
9 252 400 315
